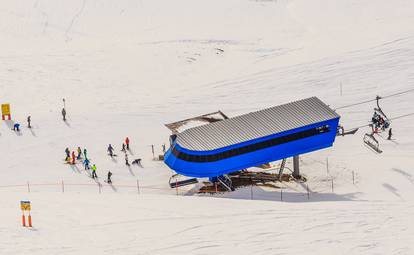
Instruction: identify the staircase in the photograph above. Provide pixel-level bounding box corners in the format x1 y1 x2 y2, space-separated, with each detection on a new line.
278 158 287 181
217 175 234 191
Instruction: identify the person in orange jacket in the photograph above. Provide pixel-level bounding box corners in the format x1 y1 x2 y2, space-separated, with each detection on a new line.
125 137 130 150
71 151 76 164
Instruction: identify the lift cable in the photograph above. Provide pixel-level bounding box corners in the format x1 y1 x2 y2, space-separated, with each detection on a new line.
334 88 414 110
344 112 414 131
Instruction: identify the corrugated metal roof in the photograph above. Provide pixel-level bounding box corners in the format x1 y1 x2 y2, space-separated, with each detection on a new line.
175 97 340 151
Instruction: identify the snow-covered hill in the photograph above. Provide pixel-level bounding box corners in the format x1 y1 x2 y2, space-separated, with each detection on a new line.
1 0 414 254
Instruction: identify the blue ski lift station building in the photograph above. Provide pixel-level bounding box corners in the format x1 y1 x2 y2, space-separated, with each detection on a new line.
164 97 340 178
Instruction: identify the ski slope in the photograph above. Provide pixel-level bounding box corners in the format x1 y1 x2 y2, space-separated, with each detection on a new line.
1 0 414 254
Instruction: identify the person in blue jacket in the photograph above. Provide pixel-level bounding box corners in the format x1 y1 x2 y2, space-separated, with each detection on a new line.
12 123 20 132
83 158 90 170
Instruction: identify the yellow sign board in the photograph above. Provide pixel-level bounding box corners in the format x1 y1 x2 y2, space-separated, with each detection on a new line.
1 104 10 115
20 201 31 211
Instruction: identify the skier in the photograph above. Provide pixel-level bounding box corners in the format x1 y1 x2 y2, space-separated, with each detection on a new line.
125 137 130 150
107 171 112 184
91 164 98 179
83 148 88 160
387 128 393 140
27 116 31 128
77 147 82 160
379 116 385 130
62 108 66 121
121 143 126 152
372 112 379 125
12 123 20 132
108 144 114 157
65 147 70 161
125 153 130 166
132 158 142 166
83 158 90 170
71 151 76 164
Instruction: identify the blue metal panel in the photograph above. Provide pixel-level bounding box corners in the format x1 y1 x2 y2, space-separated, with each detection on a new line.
164 118 339 178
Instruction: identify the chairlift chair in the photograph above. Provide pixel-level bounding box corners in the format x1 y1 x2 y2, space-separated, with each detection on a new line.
363 133 382 153
370 96 391 134
169 174 198 188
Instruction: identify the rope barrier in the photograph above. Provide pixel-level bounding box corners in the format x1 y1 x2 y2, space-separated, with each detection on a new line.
0 182 177 192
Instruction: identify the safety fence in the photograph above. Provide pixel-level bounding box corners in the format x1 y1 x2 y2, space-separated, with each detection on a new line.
0 173 359 202
0 181 170 195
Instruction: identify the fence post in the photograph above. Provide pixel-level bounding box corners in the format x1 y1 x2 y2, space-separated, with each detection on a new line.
250 178 253 200
352 171 355 184
307 184 310 200
137 180 140 195
27 182 30 193
280 188 283 201
151 145 155 160
98 183 101 194
175 179 178 195
62 180 64 193
326 157 329 175
331 178 334 193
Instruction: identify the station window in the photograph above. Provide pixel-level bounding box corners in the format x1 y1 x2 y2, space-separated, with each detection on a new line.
173 125 331 162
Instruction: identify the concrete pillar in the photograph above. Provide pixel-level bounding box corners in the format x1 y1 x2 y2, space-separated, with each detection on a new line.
293 155 300 178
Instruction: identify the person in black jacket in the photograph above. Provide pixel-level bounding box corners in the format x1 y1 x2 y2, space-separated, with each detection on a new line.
107 171 113 184
65 147 70 161
108 144 114 157
62 108 66 121
387 128 393 140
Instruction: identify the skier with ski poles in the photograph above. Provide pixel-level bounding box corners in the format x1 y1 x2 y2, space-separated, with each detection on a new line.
125 137 130 150
62 108 66 121
77 147 82 160
83 158 90 170
71 151 76 165
125 153 130 166
27 116 31 128
107 171 113 184
91 164 98 179
65 148 70 161
108 144 115 157
388 128 393 140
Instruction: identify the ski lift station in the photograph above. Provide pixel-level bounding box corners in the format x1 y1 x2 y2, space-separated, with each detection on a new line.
164 97 340 179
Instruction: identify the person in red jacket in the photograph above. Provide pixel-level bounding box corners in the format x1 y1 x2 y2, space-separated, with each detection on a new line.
125 137 130 150
71 151 76 164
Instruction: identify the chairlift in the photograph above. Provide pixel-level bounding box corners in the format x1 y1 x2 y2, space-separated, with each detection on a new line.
371 96 391 132
169 174 198 188
363 133 382 153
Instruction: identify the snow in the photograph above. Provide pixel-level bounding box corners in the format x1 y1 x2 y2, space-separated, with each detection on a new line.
1 0 414 254
3 193 414 254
